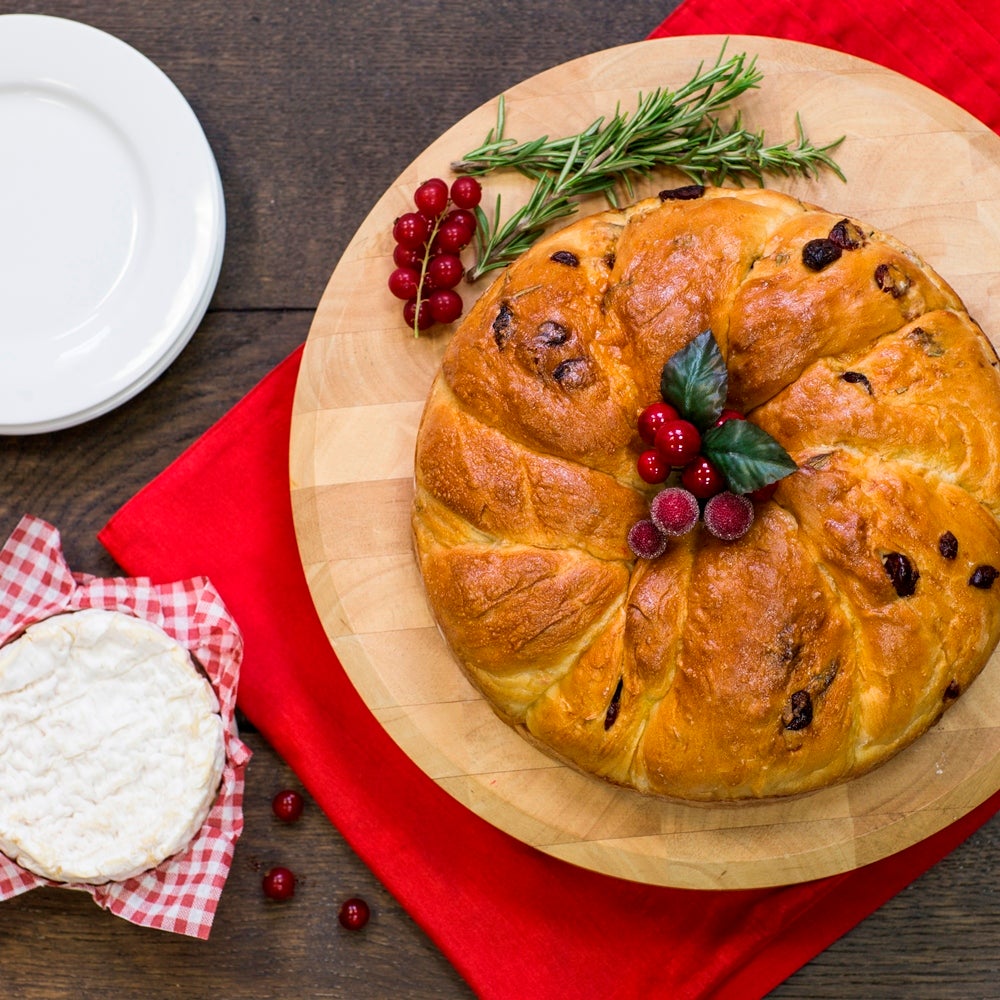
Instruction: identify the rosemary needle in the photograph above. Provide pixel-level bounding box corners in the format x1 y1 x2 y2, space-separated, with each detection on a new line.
453 47 845 282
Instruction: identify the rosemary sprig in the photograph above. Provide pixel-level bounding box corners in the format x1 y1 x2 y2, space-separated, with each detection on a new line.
454 48 845 282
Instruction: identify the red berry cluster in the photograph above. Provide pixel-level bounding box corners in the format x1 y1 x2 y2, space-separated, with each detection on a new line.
388 176 482 335
636 401 744 497
629 487 756 558
628 401 781 556
260 787 370 928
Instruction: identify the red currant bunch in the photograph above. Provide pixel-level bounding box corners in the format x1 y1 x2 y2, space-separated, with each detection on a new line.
388 176 482 336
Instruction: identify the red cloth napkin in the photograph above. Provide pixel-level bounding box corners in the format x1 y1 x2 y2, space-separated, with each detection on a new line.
100 2 1000 995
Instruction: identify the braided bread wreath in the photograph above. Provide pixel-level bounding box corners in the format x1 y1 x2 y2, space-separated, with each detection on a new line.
410 184 1000 802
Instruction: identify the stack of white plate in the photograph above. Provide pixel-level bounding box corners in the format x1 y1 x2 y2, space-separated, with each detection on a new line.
0 14 225 434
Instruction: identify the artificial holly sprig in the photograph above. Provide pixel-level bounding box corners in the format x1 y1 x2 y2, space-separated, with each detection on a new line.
627 330 797 556
658 329 797 494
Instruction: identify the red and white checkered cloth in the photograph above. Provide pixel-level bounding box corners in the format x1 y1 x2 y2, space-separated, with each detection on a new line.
0 514 251 939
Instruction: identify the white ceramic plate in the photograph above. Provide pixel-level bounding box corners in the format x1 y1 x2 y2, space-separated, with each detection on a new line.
0 14 225 434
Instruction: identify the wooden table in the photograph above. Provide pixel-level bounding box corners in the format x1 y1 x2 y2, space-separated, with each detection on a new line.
0 2 996 996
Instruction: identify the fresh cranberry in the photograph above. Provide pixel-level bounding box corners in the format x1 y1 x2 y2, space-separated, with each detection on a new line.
713 408 745 426
681 456 725 499
636 449 669 484
271 789 305 823
749 481 779 503
654 419 702 467
262 866 296 901
338 896 371 930
637 401 679 446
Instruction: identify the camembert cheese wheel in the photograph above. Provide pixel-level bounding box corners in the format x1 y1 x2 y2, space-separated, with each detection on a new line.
0 608 225 883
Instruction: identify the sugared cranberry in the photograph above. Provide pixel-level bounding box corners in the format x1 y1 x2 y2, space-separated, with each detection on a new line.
637 401 679 446
703 492 754 541
338 896 371 930
262 867 297 901
654 419 701 467
649 487 700 536
681 456 725 499
636 449 669 484
272 789 305 823
627 519 668 560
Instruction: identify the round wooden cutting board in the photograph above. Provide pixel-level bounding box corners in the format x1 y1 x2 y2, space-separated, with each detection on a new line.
289 35 1000 889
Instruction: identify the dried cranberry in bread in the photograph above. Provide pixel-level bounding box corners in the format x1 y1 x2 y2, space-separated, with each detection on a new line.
411 185 1000 801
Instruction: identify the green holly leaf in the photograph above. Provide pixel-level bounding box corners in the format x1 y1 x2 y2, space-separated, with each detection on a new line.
702 419 798 494
659 330 728 430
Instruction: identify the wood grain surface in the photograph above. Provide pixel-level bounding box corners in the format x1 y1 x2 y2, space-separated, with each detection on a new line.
290 36 1000 890
0 1 997 996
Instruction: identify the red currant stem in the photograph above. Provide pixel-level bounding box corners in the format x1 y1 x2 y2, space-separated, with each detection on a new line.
412 213 444 339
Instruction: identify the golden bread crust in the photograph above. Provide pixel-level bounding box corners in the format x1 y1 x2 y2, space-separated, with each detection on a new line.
411 186 1000 800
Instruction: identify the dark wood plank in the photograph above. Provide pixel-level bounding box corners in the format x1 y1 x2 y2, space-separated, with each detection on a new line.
0 1 997 996
0 732 472 1000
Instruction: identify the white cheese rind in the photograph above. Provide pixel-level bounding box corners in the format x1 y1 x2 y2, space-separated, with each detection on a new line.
0 608 225 883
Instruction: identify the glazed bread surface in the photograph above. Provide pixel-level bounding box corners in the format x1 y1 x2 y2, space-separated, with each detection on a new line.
411 185 1000 801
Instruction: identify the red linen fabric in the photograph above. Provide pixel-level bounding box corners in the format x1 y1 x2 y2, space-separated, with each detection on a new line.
100 3 1000 994
651 0 1000 133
